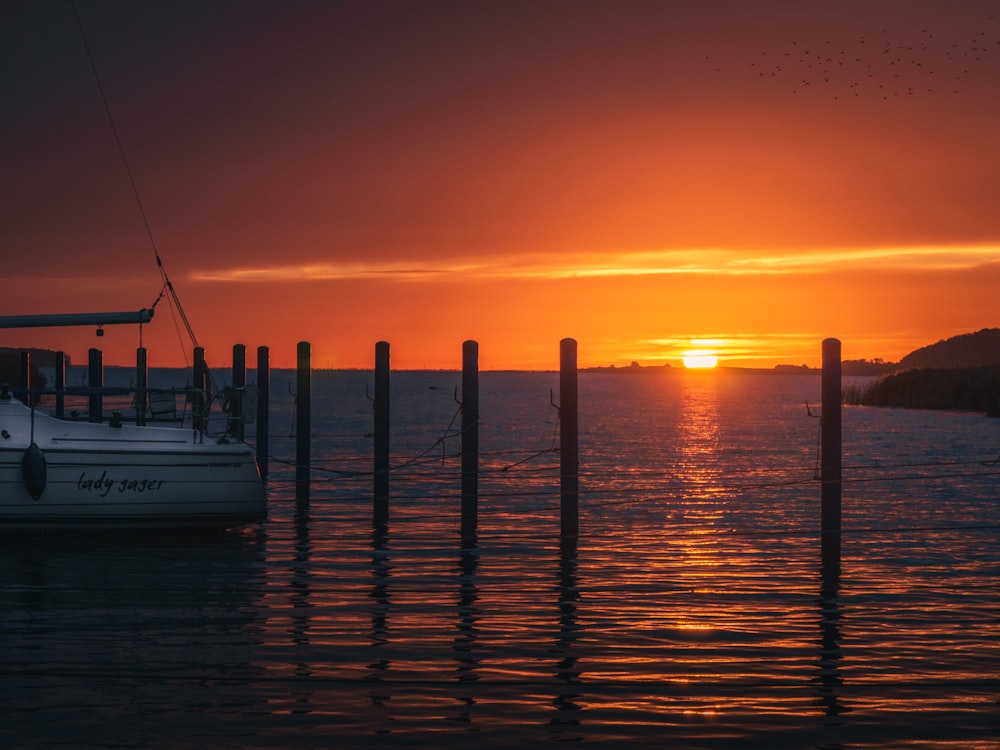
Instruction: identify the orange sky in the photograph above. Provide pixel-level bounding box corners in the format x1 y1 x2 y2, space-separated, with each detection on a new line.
3 1 999 369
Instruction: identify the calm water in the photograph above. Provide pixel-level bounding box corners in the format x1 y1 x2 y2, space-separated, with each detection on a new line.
2 369 998 748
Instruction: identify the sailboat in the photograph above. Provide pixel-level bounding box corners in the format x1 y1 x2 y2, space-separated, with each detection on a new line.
0 311 267 530
0 7 267 530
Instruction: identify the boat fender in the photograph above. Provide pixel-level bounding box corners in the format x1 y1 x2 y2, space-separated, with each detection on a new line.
240 385 258 424
22 442 47 501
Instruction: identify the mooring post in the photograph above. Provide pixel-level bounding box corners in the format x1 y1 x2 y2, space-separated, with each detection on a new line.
136 346 148 425
54 351 66 419
18 352 30 406
256 345 270 480
560 338 579 539
296 341 311 501
821 337 842 568
193 346 208 432
461 339 479 539
373 341 390 524
232 343 246 441
88 347 103 422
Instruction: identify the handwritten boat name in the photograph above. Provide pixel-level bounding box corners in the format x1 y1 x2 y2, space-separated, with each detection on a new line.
77 471 164 497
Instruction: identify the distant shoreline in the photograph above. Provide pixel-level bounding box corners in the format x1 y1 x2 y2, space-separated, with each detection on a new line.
845 365 1000 414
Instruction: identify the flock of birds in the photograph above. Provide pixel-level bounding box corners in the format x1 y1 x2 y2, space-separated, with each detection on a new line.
710 17 999 100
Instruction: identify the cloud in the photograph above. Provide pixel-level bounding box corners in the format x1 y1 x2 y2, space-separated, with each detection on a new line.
188 262 467 282
731 245 1000 273
639 333 820 362
188 244 1000 283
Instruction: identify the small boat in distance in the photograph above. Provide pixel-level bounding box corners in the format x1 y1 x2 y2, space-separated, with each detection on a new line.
0 310 267 530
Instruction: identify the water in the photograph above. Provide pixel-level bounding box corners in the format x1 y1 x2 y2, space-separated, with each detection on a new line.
2 369 998 748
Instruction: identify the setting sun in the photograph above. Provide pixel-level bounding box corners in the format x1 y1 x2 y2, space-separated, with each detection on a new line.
682 350 719 369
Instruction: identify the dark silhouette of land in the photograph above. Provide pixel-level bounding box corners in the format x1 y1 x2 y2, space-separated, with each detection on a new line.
845 365 1000 414
844 329 1000 413
897 328 1000 370
582 361 672 373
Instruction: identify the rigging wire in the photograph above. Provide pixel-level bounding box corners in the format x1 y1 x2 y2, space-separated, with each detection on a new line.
70 0 201 356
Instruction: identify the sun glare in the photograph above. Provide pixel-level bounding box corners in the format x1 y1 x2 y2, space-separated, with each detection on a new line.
682 350 718 369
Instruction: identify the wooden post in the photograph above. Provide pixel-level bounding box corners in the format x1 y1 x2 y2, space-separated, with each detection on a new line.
560 338 579 539
18 352 30 406
256 345 270 480
296 341 311 500
54 351 66 419
461 340 479 539
135 346 148 425
88 347 103 422
232 343 246 440
821 337 842 568
373 341 390 524
193 346 208 432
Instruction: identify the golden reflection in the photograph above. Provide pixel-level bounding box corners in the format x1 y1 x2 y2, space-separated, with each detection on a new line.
676 372 724 500
667 373 730 636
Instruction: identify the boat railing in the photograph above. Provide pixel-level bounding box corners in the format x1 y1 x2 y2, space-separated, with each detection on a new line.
1 382 257 439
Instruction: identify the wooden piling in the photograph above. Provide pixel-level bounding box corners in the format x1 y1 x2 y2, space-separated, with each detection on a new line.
135 347 148 425
296 341 311 500
461 340 479 538
88 348 103 422
560 338 579 539
256 345 270 480
821 337 842 568
373 341 390 524
193 346 208 432
54 351 66 419
232 343 246 440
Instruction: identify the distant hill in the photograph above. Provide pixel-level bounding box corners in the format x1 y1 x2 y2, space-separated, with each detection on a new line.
898 328 1000 370
845 329 1000 412
582 362 672 373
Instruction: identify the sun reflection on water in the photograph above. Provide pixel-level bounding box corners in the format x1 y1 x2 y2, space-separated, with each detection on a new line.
675 372 725 500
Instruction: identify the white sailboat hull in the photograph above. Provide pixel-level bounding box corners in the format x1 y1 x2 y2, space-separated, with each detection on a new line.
0 394 266 530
